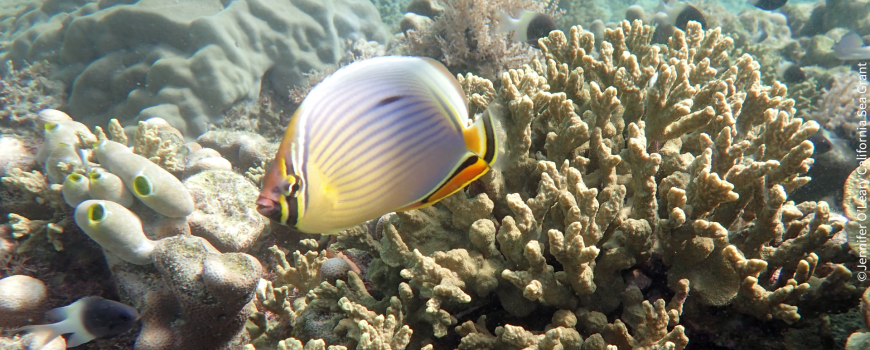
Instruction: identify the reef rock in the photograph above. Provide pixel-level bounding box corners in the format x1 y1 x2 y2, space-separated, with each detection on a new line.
184 170 267 252
0 275 48 328
0 0 390 138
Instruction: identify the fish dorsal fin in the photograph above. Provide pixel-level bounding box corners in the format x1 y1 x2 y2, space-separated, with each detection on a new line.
417 57 468 130
835 31 865 51
45 304 73 323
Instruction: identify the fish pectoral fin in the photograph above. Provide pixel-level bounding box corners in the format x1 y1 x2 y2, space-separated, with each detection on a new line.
401 154 491 212
462 107 498 166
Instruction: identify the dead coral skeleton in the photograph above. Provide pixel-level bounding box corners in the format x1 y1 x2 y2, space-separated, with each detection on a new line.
399 0 560 79
1 169 69 252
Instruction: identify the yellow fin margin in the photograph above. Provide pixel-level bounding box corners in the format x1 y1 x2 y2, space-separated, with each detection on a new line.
462 108 497 166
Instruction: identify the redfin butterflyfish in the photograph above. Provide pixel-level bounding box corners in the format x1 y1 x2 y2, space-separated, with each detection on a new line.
256 56 498 233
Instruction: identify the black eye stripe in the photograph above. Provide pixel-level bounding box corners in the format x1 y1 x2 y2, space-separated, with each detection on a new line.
284 176 303 197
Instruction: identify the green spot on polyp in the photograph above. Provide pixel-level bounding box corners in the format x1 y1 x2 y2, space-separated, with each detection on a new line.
88 203 105 222
44 122 58 131
69 173 83 182
89 170 101 181
133 175 152 196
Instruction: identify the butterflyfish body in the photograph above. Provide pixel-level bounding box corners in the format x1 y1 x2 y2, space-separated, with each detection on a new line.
256 56 498 234
833 31 870 61
20 296 139 348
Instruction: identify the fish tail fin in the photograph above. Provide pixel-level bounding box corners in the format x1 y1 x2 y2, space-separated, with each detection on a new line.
18 324 62 350
485 104 512 172
493 10 510 32
26 307 94 348
493 10 519 41
654 0 672 16
463 106 499 168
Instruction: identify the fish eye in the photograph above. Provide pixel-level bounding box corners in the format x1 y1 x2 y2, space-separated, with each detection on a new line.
282 182 300 197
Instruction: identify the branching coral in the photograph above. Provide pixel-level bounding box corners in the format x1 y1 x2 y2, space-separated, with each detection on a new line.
3 7 853 349
335 296 412 350
0 60 64 128
270 246 329 295
455 310 583 350
400 0 557 79
1 169 69 252
326 18 856 349
250 279 298 341
132 119 185 173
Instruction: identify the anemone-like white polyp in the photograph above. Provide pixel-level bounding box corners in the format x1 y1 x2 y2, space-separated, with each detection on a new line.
88 170 134 208
92 140 194 217
74 200 156 265
62 173 91 208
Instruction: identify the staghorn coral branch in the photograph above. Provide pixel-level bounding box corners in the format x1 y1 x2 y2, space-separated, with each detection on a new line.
269 245 327 295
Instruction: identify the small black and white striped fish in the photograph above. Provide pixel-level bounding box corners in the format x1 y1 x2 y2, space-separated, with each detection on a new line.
20 296 139 348
257 56 498 233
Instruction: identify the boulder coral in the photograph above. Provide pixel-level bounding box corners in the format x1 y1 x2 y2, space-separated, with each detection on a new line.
0 0 390 138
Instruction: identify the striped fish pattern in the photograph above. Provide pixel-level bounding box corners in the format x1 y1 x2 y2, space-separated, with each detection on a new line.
256 56 497 233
